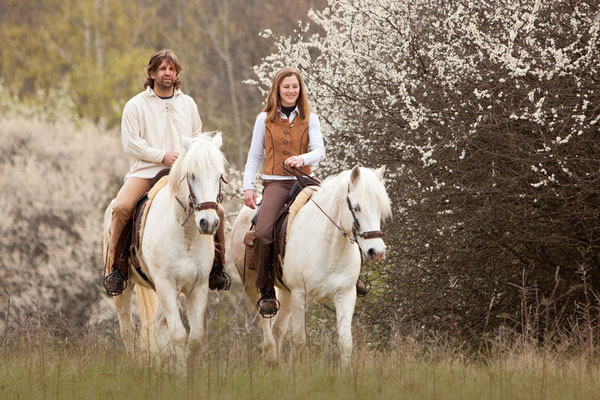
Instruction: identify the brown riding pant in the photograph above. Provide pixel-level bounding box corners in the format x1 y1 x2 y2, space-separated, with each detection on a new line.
107 176 226 272
254 179 296 289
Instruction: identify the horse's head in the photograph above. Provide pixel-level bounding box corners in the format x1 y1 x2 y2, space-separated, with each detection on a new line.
171 133 227 235
345 165 392 262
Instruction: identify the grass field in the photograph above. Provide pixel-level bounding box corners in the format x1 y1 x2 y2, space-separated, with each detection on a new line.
2 331 600 400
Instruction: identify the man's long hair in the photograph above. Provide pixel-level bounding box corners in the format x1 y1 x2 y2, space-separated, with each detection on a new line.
262 67 312 123
144 49 182 90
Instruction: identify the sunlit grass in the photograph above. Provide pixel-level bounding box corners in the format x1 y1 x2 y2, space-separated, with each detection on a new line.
2 333 600 400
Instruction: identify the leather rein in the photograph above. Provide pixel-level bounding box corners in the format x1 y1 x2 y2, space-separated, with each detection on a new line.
282 164 384 244
175 174 227 226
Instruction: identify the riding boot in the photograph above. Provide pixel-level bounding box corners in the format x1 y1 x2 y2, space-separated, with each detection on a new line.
104 254 128 296
209 205 231 290
257 284 279 318
355 253 369 296
356 278 369 296
104 219 133 296
104 177 152 296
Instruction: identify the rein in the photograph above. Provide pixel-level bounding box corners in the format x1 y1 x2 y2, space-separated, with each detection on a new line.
282 164 383 243
176 175 227 226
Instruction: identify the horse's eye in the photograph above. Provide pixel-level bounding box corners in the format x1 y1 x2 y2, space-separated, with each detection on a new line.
354 205 361 212
191 174 196 180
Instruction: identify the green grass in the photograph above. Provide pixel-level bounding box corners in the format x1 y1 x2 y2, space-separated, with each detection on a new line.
2 335 600 400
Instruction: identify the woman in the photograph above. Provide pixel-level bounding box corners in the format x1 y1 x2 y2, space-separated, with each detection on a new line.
242 67 325 316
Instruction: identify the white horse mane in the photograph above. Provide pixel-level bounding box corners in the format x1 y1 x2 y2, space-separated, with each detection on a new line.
169 134 227 197
317 167 392 222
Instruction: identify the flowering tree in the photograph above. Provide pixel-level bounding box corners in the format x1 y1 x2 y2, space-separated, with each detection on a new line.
251 0 600 339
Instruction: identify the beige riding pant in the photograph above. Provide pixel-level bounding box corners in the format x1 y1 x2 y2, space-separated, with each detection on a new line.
107 177 153 269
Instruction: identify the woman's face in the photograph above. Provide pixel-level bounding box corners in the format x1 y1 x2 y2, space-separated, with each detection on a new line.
279 75 300 107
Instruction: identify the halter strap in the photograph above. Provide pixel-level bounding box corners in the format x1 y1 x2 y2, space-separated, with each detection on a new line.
346 194 384 240
176 174 226 226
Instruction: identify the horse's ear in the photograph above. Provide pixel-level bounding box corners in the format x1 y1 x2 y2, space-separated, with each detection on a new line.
375 165 386 181
182 136 192 152
350 165 361 184
212 132 223 149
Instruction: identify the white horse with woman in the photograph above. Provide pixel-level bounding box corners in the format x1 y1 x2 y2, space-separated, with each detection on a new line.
103 133 227 376
231 164 391 368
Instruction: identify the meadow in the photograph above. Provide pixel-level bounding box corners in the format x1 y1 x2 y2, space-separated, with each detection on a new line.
2 322 600 400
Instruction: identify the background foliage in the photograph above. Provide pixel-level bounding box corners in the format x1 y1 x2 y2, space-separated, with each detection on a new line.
252 0 600 341
0 0 326 166
1 0 600 347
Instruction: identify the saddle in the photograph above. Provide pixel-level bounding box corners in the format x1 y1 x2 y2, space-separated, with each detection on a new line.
111 169 171 292
244 178 320 285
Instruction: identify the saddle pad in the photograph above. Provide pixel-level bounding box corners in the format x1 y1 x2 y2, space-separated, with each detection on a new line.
285 186 318 240
139 175 169 246
132 175 169 287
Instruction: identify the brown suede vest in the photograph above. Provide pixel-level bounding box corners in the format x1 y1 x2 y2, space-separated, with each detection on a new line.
264 114 312 176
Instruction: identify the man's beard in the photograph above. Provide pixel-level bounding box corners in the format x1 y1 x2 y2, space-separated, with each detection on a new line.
155 79 174 91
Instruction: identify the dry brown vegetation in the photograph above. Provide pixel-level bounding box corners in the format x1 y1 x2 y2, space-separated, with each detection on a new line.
0 109 127 334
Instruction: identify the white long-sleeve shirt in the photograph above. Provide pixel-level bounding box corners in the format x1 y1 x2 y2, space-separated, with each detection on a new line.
121 87 202 180
243 109 325 191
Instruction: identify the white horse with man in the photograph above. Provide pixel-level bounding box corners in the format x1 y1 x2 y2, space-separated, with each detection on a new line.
103 133 226 376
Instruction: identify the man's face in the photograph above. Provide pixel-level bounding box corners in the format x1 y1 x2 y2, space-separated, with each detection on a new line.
151 59 177 91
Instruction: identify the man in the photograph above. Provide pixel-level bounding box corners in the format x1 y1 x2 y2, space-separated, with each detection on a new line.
104 49 229 295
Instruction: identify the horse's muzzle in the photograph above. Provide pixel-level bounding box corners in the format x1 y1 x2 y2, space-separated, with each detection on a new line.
365 246 385 262
198 218 219 235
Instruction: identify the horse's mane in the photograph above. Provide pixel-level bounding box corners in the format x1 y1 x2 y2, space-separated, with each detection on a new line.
169 135 227 197
317 167 392 221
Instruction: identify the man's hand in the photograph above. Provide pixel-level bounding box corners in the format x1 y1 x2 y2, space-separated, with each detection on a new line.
162 151 179 167
284 156 305 168
244 189 257 209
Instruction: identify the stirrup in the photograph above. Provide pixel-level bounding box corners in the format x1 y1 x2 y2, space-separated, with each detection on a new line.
257 293 280 319
356 274 371 297
104 269 127 296
209 262 232 290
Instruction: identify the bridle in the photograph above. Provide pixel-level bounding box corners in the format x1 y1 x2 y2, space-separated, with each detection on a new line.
282 164 384 244
175 174 227 226
345 188 385 240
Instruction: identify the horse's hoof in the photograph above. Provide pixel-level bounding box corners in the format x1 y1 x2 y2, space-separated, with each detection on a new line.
208 261 231 290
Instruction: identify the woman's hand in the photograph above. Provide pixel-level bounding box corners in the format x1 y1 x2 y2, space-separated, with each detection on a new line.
244 189 257 209
284 156 305 168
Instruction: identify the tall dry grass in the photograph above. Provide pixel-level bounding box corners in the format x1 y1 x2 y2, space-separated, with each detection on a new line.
2 321 600 400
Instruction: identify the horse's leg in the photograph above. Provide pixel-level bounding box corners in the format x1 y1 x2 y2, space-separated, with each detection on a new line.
114 281 136 357
272 289 292 358
289 289 307 363
242 284 277 362
333 289 357 369
186 284 209 364
154 280 188 376
153 305 170 368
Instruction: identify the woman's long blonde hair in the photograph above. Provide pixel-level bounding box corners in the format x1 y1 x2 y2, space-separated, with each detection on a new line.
262 67 312 123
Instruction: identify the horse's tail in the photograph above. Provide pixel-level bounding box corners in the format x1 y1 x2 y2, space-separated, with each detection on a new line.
135 285 160 356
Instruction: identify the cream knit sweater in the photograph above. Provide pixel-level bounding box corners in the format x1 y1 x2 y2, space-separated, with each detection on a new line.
121 87 202 180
